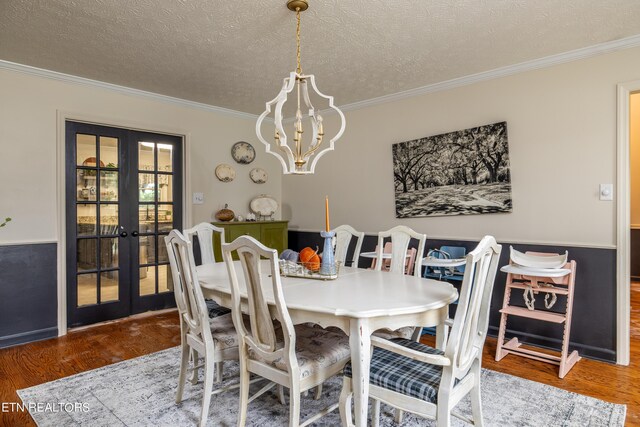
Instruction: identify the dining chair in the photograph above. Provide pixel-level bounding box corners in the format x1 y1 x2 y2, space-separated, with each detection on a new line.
165 230 242 427
339 235 502 427
332 224 365 268
185 223 232 320
222 235 351 427
371 226 427 340
184 222 226 266
374 225 426 277
369 243 417 275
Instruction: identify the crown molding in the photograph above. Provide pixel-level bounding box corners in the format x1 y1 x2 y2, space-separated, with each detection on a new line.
0 60 258 120
338 33 640 113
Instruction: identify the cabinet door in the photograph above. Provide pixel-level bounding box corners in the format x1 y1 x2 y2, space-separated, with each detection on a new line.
261 222 288 254
217 224 261 260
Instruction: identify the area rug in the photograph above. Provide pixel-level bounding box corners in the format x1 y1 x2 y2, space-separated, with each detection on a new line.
18 346 625 426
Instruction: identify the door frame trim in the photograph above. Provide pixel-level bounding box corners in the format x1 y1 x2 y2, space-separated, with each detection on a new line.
56 110 192 336
616 80 640 365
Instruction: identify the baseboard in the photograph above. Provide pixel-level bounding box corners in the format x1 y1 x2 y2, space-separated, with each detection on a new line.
487 326 616 363
0 327 58 349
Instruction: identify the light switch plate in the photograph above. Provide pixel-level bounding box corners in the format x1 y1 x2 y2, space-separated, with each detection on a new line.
192 192 204 204
599 184 613 201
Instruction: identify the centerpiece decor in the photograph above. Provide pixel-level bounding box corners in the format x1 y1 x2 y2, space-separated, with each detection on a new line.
319 196 336 275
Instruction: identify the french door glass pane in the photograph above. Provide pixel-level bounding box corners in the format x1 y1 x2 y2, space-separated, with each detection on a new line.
140 266 156 296
138 173 156 201
100 271 119 302
158 174 172 202
139 205 155 233
158 205 173 233
77 204 97 235
77 170 97 202
77 239 97 271
158 144 173 172
141 235 155 265
99 204 119 235
100 171 118 201
99 136 119 167
77 273 98 306
76 134 96 166
158 265 172 293
139 142 155 170
100 238 119 269
157 238 168 263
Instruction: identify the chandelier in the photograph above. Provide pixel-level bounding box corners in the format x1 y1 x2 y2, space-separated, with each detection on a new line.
255 0 345 175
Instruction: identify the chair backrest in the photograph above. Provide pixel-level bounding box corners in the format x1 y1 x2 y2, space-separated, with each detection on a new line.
184 222 226 265
445 236 501 377
332 224 365 268
222 236 298 374
165 230 209 337
375 225 426 277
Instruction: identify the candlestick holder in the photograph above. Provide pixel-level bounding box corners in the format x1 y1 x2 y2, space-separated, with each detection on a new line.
320 230 336 275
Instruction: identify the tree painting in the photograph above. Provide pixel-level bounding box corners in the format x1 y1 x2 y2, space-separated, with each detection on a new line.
393 121 512 217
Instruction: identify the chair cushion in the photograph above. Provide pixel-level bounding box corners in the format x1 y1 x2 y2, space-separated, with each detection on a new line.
205 299 231 318
208 313 240 350
251 325 351 379
343 338 446 403
372 326 415 340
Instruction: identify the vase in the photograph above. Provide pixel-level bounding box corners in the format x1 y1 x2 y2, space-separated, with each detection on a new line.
320 230 336 275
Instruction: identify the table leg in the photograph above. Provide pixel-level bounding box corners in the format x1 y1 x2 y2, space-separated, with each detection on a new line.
435 306 450 350
436 322 446 351
349 318 371 427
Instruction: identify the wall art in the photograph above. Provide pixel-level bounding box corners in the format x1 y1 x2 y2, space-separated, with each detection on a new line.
392 121 512 217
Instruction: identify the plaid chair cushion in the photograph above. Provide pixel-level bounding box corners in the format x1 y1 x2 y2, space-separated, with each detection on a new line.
344 338 446 403
205 299 231 318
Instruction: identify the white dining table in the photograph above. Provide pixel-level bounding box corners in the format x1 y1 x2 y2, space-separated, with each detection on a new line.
196 261 458 427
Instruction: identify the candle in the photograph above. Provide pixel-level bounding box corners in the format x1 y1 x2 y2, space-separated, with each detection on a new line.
325 196 330 232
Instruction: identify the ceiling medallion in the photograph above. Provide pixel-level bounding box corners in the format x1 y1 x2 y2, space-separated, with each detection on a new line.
255 0 346 175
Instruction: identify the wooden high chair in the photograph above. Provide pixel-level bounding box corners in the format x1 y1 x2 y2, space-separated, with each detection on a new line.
495 249 580 378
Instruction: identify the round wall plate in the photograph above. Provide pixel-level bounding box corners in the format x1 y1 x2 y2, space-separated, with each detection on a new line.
250 168 268 184
250 195 278 216
231 141 256 164
215 163 236 182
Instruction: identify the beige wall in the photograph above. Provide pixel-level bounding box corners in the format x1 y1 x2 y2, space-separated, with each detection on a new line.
282 47 640 248
631 93 640 227
0 68 281 244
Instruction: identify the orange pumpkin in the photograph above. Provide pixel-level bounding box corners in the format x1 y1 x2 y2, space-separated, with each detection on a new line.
299 247 320 272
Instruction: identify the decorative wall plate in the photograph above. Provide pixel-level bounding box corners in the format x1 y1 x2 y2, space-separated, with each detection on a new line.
249 168 268 184
250 195 278 216
215 163 236 182
231 141 256 164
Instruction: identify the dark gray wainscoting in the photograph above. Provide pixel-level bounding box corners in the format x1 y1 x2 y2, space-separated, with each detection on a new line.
0 243 58 348
288 230 617 362
631 229 640 279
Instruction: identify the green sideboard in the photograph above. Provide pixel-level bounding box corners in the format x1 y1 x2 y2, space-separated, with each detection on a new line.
212 220 288 261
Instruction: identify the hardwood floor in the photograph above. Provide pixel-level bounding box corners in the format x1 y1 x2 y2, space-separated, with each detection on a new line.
1 285 640 426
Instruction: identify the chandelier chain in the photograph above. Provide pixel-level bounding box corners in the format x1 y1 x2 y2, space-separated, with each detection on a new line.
296 8 302 74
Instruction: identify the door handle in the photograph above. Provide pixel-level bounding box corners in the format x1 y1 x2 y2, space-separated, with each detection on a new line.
120 231 128 238
131 231 139 237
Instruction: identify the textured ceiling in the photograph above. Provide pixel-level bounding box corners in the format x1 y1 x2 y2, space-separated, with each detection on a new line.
1 0 640 114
